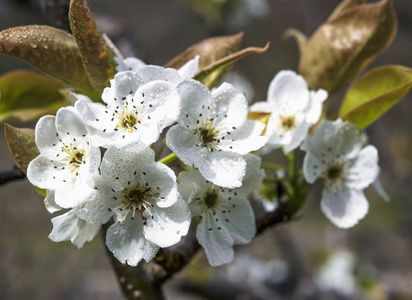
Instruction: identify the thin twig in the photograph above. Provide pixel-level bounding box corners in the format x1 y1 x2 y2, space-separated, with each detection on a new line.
0 166 26 186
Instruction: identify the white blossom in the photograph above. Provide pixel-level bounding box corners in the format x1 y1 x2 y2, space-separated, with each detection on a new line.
167 80 267 188
250 70 327 154
239 154 280 213
74 69 180 147
49 209 101 249
85 141 191 266
43 190 103 248
115 55 199 80
27 107 100 208
301 119 380 228
178 169 256 267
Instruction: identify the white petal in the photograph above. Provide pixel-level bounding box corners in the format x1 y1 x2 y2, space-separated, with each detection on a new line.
249 101 274 113
34 115 61 159
115 56 146 72
197 151 246 189
27 156 68 190
302 151 324 184
178 170 208 204
178 55 199 79
282 121 310 154
267 70 309 109
135 80 180 131
373 176 390 202
74 99 113 135
138 65 182 85
166 124 199 167
49 210 101 248
301 119 362 161
212 82 248 129
237 154 265 197
55 106 88 138
144 197 191 248
142 162 178 208
44 190 62 213
321 186 369 228
54 182 95 209
102 71 144 107
197 213 235 267
219 119 267 155
106 218 159 266
177 80 213 122
305 89 328 124
346 145 379 190
69 92 93 106
74 190 113 224
216 194 256 244
100 141 155 186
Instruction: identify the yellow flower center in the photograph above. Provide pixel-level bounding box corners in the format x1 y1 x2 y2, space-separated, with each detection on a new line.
279 115 297 131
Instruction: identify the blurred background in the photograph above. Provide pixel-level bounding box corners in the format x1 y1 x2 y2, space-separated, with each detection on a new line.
1 0 412 299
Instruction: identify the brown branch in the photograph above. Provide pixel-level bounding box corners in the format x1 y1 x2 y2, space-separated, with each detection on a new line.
101 223 165 300
0 165 26 186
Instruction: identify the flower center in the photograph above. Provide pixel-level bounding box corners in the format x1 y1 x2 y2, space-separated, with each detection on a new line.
193 119 223 151
127 189 145 205
200 128 217 145
279 115 297 131
327 165 343 180
116 104 141 133
61 143 85 173
324 163 346 187
204 189 219 208
115 183 160 223
121 185 155 211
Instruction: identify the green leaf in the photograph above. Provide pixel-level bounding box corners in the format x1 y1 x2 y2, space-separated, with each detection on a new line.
69 0 117 93
0 25 98 98
4 123 45 196
166 32 243 87
299 0 397 94
0 70 69 123
193 42 270 88
339 65 412 129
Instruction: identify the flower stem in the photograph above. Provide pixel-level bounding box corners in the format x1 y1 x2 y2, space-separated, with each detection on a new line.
287 150 297 178
158 153 178 165
155 138 167 161
263 176 282 183
261 162 285 171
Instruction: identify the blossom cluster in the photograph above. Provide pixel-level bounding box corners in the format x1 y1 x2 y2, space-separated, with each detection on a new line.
27 56 381 267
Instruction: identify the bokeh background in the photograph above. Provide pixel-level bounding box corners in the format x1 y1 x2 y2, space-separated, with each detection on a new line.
1 0 412 299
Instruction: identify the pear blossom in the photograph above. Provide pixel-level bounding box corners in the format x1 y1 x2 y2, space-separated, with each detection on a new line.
238 154 280 213
178 155 261 266
43 190 109 248
84 141 191 266
74 69 180 147
301 119 380 228
49 209 102 249
115 55 200 80
167 80 267 188
27 107 100 208
250 70 327 154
